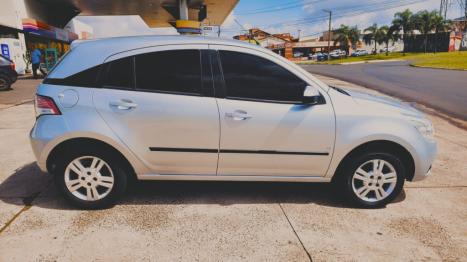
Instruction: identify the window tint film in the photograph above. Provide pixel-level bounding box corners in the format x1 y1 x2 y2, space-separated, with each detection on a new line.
104 57 134 89
135 50 202 95
43 65 101 87
219 51 307 102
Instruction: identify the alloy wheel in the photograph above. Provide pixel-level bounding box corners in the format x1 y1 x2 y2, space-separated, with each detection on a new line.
64 156 114 201
351 159 398 202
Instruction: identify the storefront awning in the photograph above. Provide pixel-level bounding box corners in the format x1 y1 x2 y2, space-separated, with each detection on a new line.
22 19 78 43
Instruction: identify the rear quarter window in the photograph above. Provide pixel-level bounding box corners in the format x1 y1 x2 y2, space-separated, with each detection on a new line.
43 65 101 87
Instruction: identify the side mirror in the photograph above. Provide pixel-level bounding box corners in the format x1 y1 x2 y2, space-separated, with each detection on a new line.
302 85 321 104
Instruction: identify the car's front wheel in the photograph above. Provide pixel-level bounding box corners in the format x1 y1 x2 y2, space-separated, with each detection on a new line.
54 150 127 209
338 152 405 208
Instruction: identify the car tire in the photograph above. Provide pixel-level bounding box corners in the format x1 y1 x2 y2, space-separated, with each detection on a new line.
0 75 11 91
54 148 128 209
336 151 405 208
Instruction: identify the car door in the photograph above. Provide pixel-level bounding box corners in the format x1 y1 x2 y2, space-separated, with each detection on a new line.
211 46 335 177
93 45 220 175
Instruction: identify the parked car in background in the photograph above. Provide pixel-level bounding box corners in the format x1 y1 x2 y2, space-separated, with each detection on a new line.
317 52 329 61
293 51 304 58
380 47 394 53
330 49 346 59
351 49 369 57
30 36 437 209
0 54 18 91
309 52 322 60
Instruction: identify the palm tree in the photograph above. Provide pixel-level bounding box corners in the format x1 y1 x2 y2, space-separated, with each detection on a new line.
392 9 414 53
431 14 451 53
363 23 386 54
333 25 359 57
413 10 437 53
380 25 400 56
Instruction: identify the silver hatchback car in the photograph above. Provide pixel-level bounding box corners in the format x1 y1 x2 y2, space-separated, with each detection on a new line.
30 36 437 209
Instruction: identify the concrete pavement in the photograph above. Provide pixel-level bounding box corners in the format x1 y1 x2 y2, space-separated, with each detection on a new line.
0 77 466 261
301 61 467 121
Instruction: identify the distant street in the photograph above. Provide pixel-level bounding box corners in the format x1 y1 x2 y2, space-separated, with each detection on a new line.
301 61 467 120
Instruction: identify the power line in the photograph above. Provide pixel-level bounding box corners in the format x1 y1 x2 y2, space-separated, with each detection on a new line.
237 0 326 15
237 0 304 12
262 0 426 28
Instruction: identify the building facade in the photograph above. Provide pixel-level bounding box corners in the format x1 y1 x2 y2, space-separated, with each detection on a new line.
0 0 89 74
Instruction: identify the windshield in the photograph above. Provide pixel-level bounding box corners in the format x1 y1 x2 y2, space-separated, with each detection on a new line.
0 55 12 65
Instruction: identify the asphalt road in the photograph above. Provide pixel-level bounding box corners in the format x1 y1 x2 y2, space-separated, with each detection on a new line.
301 61 467 121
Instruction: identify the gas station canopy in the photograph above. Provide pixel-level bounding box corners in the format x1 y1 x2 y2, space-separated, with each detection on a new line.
23 0 238 29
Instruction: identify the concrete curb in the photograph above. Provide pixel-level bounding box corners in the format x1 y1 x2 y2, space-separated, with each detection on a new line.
409 63 467 71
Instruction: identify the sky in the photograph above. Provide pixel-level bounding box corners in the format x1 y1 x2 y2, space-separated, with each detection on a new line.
75 0 464 39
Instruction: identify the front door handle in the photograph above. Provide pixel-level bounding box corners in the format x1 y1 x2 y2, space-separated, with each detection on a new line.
225 110 252 121
109 99 138 110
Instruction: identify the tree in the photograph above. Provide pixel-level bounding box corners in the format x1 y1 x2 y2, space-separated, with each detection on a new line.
392 9 414 53
380 25 400 56
333 25 359 57
413 10 437 53
363 23 386 54
431 14 451 53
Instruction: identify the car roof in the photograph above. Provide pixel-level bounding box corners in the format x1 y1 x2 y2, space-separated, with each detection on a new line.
71 35 262 50
50 35 269 78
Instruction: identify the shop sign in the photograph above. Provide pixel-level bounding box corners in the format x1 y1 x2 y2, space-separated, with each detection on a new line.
1 44 10 59
202 26 215 32
55 28 69 42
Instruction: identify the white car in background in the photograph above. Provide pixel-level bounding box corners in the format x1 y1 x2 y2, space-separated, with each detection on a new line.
330 49 346 58
351 49 369 57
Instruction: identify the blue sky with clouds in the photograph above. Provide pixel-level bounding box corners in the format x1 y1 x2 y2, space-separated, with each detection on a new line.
75 0 463 39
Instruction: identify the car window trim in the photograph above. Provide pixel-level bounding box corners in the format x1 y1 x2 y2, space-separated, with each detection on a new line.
210 50 226 98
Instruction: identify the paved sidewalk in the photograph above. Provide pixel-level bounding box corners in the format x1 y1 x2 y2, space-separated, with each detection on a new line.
0 77 466 261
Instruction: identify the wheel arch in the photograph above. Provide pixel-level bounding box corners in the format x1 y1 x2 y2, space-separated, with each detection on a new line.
46 137 137 181
331 140 415 182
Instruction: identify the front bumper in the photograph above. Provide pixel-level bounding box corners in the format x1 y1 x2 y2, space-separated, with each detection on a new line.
411 137 437 182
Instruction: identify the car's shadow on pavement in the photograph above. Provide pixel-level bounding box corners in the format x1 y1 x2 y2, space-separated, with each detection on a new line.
0 162 406 210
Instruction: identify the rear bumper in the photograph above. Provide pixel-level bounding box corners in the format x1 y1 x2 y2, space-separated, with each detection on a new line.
29 114 71 173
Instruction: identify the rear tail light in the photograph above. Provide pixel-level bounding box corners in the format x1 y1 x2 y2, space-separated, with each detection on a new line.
10 63 15 71
35 95 61 117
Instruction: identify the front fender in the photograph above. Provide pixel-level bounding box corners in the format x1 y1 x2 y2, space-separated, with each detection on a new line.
325 116 424 179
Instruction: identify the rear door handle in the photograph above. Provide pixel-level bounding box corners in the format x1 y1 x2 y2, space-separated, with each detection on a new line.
225 110 252 121
109 99 138 110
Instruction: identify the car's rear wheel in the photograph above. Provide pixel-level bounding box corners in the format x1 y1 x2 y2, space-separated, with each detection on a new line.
54 150 127 209
0 75 11 91
337 152 405 208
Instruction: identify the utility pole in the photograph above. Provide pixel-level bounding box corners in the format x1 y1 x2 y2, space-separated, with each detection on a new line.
439 0 449 19
323 9 332 61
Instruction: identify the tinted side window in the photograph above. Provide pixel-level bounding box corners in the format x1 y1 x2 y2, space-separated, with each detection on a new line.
219 51 307 102
43 65 101 87
103 57 134 89
135 50 202 95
